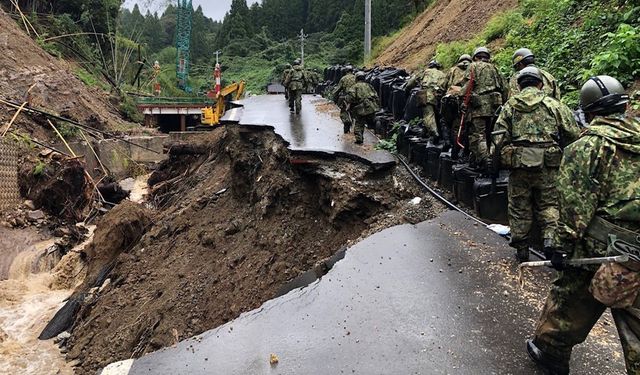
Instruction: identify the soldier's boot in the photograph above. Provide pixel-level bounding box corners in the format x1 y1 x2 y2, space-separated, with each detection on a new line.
514 243 530 263
526 339 570 375
344 122 352 134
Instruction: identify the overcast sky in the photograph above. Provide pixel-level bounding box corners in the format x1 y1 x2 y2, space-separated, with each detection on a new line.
123 0 260 21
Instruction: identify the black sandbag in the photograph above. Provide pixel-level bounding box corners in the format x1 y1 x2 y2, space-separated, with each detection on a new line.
473 171 509 224
396 122 410 156
404 88 424 123
453 164 479 208
410 141 429 165
438 152 455 192
425 143 444 181
392 85 408 121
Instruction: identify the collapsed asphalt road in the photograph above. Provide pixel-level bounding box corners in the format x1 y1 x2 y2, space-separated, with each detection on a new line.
103 211 624 375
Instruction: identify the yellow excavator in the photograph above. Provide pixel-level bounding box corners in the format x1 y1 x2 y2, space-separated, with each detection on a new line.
201 81 246 126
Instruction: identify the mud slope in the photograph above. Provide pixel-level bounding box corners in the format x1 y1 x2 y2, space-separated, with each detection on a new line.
65 127 441 374
375 0 518 70
0 8 128 139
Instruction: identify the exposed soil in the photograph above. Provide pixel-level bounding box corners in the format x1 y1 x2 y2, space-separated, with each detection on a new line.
375 0 518 70
65 126 442 373
18 158 92 222
0 7 132 143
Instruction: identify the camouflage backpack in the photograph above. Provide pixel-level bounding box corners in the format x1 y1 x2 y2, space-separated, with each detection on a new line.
349 82 379 116
288 67 306 91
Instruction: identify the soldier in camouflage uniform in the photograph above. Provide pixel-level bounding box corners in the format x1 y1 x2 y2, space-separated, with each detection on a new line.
459 47 508 169
509 48 561 100
332 65 356 133
527 75 640 375
284 59 308 113
282 64 292 100
489 67 580 262
407 60 447 141
442 54 472 155
345 71 380 144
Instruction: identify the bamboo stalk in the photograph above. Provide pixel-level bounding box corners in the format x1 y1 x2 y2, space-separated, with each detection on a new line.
42 32 108 42
1 101 27 137
47 119 77 157
79 129 109 176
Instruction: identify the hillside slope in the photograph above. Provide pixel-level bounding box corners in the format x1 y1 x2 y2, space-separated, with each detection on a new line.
0 8 128 140
375 0 517 70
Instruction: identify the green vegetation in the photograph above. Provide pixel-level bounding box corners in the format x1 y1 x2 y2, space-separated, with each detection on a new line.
434 0 640 107
33 161 46 177
116 0 430 94
374 121 402 153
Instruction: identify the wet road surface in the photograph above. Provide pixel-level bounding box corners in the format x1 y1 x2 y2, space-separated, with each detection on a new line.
106 211 624 375
226 95 395 168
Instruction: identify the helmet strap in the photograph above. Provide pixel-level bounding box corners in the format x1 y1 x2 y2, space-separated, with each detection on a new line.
590 76 611 96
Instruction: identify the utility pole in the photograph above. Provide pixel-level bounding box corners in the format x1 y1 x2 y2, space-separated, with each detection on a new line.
299 29 308 66
364 0 372 63
214 50 222 65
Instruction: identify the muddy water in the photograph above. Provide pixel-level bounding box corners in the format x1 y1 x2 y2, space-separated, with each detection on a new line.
0 234 74 374
0 176 150 373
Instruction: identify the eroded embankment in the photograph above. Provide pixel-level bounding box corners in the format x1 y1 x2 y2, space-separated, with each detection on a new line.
64 126 441 374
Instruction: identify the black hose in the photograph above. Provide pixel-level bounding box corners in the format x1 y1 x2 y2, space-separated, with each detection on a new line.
1 98 161 154
397 155 488 226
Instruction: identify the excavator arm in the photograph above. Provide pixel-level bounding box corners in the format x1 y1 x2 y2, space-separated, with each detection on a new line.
201 80 246 126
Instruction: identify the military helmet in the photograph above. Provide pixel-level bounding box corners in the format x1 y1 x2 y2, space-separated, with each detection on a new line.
428 60 442 69
517 66 543 85
285 64 291 69
355 71 367 81
293 58 301 65
473 47 490 60
512 48 535 68
344 65 354 73
457 54 472 63
580 75 629 113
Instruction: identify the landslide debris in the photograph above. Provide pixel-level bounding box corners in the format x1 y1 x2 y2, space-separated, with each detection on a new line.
65 127 441 373
0 8 130 142
18 158 92 222
39 201 152 341
375 0 518 70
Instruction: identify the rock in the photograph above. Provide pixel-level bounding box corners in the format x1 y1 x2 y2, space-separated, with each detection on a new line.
27 210 45 221
23 200 36 210
0 328 7 343
54 331 71 345
119 178 136 193
53 227 71 237
99 278 112 293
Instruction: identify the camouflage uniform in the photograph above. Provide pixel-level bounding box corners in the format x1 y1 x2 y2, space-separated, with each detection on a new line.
532 115 640 374
282 67 292 100
509 67 561 100
332 73 357 133
407 68 447 138
491 86 580 256
460 61 508 166
284 64 308 113
345 81 380 143
442 60 470 155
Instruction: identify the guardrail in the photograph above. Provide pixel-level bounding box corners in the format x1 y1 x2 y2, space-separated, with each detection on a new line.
135 97 216 106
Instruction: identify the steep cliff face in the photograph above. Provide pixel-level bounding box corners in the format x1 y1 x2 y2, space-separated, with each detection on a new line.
375 0 517 70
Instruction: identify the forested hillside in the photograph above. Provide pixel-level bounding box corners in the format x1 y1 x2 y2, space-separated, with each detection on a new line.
378 0 640 107
118 0 433 93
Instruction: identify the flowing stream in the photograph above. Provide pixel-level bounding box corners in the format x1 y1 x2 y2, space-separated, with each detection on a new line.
0 175 149 374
